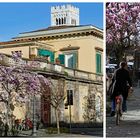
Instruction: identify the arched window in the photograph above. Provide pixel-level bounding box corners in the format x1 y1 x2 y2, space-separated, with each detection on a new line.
59 18 61 25
56 18 58 25
64 17 66 24
74 20 76 25
61 18 63 24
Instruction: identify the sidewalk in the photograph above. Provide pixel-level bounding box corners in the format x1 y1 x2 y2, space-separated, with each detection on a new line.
106 87 140 137
18 127 103 137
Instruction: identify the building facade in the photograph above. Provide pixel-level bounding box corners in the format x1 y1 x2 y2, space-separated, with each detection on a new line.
0 4 103 125
0 25 103 74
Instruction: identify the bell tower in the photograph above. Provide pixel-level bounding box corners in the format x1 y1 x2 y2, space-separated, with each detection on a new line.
51 4 79 26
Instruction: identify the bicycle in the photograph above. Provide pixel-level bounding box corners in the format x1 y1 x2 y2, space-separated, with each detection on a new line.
115 94 123 125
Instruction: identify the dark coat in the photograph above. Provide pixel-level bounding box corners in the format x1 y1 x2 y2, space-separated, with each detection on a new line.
110 68 132 100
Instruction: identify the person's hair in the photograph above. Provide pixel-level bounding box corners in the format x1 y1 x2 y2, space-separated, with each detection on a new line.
120 61 127 68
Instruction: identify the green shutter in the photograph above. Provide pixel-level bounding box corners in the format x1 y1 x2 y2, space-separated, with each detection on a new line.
38 49 50 56
50 52 54 63
38 49 47 56
96 53 101 73
59 54 65 65
96 53 98 73
38 49 54 63
99 54 101 73
73 52 77 69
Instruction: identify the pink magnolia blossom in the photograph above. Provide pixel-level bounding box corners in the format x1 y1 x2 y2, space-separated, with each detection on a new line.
0 52 50 124
106 3 140 44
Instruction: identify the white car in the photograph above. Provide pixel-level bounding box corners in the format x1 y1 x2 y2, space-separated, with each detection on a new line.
106 65 116 74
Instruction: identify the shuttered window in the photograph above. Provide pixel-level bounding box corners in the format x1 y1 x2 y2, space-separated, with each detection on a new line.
72 52 77 69
38 49 54 63
96 52 102 73
65 52 77 69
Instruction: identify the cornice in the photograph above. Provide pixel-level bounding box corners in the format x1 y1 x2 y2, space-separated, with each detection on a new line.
95 47 103 51
13 30 103 42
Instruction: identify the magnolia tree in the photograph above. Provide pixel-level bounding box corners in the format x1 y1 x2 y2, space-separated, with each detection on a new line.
106 3 140 65
40 78 65 134
83 94 96 122
0 52 50 135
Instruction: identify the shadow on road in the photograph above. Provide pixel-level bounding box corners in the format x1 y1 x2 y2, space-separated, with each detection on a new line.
106 87 140 137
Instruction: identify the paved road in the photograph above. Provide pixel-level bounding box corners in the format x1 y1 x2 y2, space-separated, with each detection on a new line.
106 87 140 137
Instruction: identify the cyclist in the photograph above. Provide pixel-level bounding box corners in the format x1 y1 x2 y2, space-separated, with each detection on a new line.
110 61 133 116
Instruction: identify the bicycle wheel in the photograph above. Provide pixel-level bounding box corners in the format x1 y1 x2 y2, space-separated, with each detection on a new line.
116 103 120 125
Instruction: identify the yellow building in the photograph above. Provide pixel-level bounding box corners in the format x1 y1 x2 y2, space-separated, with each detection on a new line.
0 4 103 126
0 25 103 74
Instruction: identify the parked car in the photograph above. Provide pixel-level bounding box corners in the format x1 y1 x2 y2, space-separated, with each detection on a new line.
127 62 134 70
106 65 115 75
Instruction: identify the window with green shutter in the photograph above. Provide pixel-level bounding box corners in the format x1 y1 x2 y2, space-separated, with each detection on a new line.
96 52 102 73
58 54 65 65
65 52 77 69
50 53 54 63
38 49 54 63
72 52 77 69
68 55 73 68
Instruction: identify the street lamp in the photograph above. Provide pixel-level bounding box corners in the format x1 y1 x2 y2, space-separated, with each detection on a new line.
67 90 73 134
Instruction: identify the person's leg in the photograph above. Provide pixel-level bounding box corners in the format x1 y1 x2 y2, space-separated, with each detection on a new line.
111 98 116 112
111 98 115 116
0 130 2 136
122 98 127 112
120 95 123 116
122 89 128 112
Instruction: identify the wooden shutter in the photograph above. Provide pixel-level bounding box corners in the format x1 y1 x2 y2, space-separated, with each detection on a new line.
50 52 54 63
58 54 65 65
38 49 54 63
96 53 101 73
72 52 77 69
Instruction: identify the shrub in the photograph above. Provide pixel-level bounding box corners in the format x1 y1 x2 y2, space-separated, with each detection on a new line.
46 127 69 134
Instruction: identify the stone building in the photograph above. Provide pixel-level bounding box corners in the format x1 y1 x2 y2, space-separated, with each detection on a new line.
0 4 103 125
51 5 79 26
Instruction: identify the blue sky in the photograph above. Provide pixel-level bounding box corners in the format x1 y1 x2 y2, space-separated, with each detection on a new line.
0 2 103 42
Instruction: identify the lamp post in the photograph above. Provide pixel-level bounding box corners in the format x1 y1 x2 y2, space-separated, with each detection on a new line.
65 90 73 134
32 94 37 136
69 104 72 134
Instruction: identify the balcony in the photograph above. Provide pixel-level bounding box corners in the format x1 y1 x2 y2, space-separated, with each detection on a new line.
0 54 103 84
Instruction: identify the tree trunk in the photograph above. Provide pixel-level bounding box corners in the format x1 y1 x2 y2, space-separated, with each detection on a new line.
55 108 60 134
115 46 124 67
6 102 9 126
5 100 10 136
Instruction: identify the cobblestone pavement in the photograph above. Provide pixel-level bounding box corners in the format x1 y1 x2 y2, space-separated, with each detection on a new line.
18 127 103 137
106 87 140 137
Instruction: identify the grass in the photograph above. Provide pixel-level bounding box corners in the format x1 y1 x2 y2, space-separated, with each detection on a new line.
46 127 69 134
